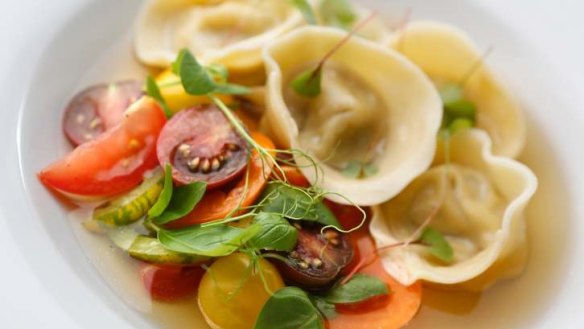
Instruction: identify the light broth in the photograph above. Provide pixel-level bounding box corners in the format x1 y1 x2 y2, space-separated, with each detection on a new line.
69 23 569 329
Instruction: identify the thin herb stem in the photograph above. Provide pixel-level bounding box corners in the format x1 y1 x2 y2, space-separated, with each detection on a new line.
458 45 494 86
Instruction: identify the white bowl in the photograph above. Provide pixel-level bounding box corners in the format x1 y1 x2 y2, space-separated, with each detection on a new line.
2 0 583 328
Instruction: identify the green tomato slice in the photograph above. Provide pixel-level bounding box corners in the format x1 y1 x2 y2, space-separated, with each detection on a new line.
93 169 164 226
129 235 209 265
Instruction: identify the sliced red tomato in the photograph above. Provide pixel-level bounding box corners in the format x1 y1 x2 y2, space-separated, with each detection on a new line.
167 132 274 228
39 97 166 198
156 105 248 188
325 202 423 329
62 80 143 146
140 264 205 301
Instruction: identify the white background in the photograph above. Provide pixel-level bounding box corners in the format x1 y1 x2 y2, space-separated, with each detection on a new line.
0 0 582 328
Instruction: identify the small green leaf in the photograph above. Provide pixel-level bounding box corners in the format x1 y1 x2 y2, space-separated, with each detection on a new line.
420 227 454 263
213 83 251 95
320 0 357 30
249 212 299 251
439 83 464 104
148 165 174 219
448 118 474 134
311 296 338 319
206 63 229 83
158 224 261 257
290 0 317 25
291 68 322 98
178 49 217 95
444 99 476 120
342 160 362 179
145 76 172 118
322 274 389 304
153 181 207 225
171 49 186 75
342 161 377 179
363 163 378 177
254 287 325 329
259 182 341 228
129 235 208 265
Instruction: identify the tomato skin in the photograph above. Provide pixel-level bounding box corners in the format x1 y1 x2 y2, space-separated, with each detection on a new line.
156 105 248 188
140 264 205 301
198 253 284 329
324 202 423 329
167 132 274 228
39 97 166 197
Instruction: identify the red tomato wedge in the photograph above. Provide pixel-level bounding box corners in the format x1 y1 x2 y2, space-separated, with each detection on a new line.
140 264 205 301
325 203 423 329
167 132 274 228
39 97 166 198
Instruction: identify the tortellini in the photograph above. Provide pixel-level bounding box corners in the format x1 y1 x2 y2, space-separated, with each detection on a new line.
389 21 526 158
370 130 537 291
263 26 443 206
134 0 307 78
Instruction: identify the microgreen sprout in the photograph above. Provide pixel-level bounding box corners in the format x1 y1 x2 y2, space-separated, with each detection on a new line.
290 0 317 25
291 11 378 98
320 0 357 30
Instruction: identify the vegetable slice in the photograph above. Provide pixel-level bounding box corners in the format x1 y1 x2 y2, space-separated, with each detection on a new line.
39 97 166 198
93 169 164 226
140 264 205 301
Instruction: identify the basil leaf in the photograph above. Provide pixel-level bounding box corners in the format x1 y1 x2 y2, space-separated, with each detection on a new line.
322 274 389 304
320 0 356 30
291 69 322 98
260 183 341 228
254 287 324 329
158 224 261 257
311 296 338 319
213 83 251 95
145 76 172 118
420 227 454 262
290 0 317 25
153 181 207 225
148 165 174 219
178 49 217 95
249 212 298 251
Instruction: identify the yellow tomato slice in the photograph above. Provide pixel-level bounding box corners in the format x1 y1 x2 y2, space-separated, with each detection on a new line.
198 253 284 329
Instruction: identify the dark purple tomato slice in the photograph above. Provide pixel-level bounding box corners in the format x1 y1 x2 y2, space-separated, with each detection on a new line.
275 223 353 289
156 105 248 189
62 80 143 146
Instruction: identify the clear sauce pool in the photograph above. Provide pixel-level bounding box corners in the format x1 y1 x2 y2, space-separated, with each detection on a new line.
69 24 569 329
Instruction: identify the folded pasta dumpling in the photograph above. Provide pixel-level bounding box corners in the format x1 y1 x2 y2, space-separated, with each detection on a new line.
263 26 442 206
370 130 537 291
389 21 526 158
134 0 307 76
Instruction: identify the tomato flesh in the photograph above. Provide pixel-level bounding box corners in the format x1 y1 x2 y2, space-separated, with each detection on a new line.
156 105 248 188
140 264 204 301
167 132 274 228
62 81 143 145
275 223 353 289
39 97 166 197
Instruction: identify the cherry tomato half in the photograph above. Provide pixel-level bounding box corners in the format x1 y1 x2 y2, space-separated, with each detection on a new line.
39 97 166 198
62 80 143 146
167 132 274 228
274 223 353 289
325 202 423 329
156 105 248 188
140 264 205 301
